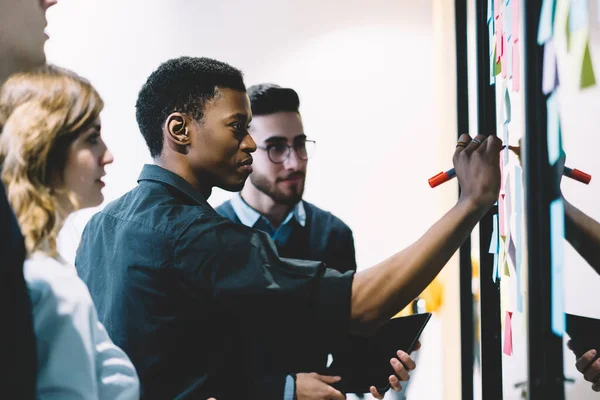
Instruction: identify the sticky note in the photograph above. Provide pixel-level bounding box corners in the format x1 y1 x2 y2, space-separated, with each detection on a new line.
542 40 559 94
502 35 509 78
489 214 500 254
508 236 517 267
515 165 523 215
496 17 504 61
496 51 503 76
512 41 520 91
581 40 596 89
503 124 509 165
550 198 566 336
505 34 513 78
512 0 520 42
504 1 513 40
504 171 512 226
504 89 512 123
495 0 501 20
546 92 561 165
570 0 589 33
499 195 506 237
488 0 494 22
514 165 523 312
489 21 495 55
537 0 556 45
490 47 497 85
503 311 513 355
493 253 499 283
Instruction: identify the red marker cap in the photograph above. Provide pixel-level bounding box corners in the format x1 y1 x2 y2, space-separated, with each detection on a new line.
429 171 452 188
565 168 592 185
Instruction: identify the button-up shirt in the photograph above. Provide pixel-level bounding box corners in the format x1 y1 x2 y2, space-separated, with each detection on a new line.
75 164 354 400
230 193 306 247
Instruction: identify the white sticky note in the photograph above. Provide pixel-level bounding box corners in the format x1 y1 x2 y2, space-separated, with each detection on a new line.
550 198 566 336
546 92 561 165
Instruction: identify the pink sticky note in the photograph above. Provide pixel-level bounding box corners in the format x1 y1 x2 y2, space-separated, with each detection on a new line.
495 0 501 19
496 17 504 62
512 41 520 91
512 0 520 42
503 311 513 355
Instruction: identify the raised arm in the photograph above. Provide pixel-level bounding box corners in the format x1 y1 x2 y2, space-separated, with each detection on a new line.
564 200 600 275
350 133 502 334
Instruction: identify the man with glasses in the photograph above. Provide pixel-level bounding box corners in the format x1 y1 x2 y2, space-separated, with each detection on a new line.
216 84 355 275
217 84 414 399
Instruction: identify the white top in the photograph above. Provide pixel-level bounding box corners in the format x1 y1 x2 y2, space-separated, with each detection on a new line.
25 251 140 400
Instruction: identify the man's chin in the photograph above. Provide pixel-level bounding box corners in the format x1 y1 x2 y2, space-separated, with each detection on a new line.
219 181 246 193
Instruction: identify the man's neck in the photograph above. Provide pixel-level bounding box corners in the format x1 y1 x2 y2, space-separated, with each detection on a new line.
155 158 212 200
240 184 295 229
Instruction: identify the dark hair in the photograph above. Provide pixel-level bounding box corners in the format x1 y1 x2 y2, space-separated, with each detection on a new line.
135 56 246 158
247 83 300 116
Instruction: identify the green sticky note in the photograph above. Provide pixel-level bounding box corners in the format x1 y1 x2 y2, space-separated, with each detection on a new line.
581 40 596 89
504 259 510 276
495 47 502 76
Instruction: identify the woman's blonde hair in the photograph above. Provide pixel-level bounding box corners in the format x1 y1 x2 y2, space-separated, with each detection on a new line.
0 65 104 257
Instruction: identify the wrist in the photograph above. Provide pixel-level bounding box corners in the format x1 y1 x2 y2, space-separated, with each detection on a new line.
457 195 490 220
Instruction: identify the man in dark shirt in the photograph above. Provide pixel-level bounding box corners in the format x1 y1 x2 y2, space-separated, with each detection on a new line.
216 83 416 399
75 56 502 399
0 1 58 398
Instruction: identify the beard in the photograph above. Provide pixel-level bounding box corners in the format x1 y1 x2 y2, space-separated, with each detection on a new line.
249 171 305 206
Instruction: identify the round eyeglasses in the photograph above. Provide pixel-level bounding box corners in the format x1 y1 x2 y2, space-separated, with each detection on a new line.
256 140 316 164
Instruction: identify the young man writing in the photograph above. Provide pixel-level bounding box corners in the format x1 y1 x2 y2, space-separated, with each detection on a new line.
75 56 502 399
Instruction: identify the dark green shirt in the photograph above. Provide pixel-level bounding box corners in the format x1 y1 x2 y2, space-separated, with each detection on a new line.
75 164 353 400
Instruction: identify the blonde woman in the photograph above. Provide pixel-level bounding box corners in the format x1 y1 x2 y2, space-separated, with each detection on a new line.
0 65 139 400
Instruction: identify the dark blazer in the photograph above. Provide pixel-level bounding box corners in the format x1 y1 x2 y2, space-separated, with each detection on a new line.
1 181 36 399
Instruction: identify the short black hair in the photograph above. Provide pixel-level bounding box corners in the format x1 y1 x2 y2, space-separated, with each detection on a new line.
247 83 300 116
135 56 246 158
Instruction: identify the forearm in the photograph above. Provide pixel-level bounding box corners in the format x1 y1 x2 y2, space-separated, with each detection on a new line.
564 200 600 274
350 198 486 334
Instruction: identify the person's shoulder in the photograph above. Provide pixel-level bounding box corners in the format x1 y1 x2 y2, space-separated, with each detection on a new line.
303 201 353 234
90 185 217 239
24 255 94 315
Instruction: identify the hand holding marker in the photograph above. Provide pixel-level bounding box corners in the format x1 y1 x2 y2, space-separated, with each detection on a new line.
428 144 591 188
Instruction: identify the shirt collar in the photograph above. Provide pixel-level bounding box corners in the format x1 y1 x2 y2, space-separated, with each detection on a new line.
230 193 306 228
137 164 211 208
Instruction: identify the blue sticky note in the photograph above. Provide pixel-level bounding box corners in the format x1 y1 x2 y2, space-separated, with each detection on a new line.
538 0 556 45
489 214 500 254
490 49 496 85
546 92 561 165
515 166 522 214
570 0 589 32
550 198 566 336
493 253 499 283
488 0 494 22
489 20 495 55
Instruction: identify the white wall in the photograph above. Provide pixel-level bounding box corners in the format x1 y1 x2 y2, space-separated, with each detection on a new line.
46 1 458 398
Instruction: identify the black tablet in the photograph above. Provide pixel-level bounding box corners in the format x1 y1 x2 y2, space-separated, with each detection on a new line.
566 313 600 361
325 312 432 395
